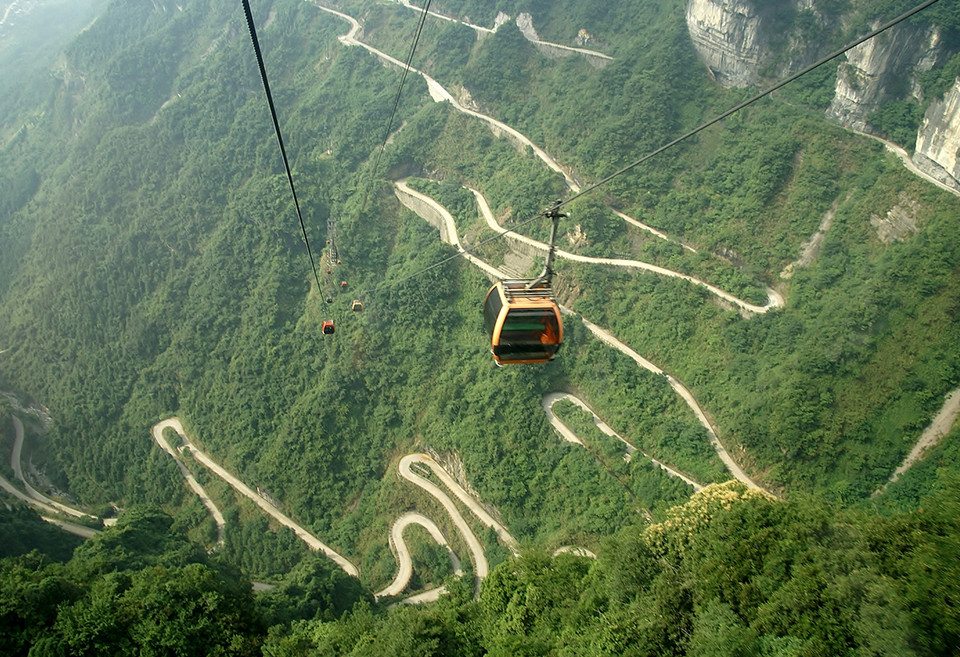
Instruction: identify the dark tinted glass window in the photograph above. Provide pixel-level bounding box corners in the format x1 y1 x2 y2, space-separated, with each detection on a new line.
500 309 559 344
483 287 504 336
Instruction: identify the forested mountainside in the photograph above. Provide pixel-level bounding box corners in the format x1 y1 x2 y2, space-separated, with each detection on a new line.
1 0 959 653
0 0 108 119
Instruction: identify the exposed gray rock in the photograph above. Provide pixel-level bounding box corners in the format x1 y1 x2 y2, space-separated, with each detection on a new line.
827 22 940 133
870 192 921 243
685 0 763 87
914 78 960 190
516 12 539 42
684 0 832 87
686 0 960 188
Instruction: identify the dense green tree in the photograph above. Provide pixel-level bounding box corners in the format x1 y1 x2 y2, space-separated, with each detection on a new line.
258 555 372 625
0 506 83 562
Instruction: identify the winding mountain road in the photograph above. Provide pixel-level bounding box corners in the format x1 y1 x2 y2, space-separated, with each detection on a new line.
468 186 783 314
151 419 521 600
0 460 61 516
320 0 781 497
374 511 462 600
13 416 96 519
394 179 505 281
401 453 519 553
315 1 762 259
1 416 100 538
8 0 959 601
395 0 613 61
153 418 356 575
151 419 226 549
543 392 703 491
854 129 960 198
312 0 581 191
396 0 496 35
394 181 767 492
576 316 764 491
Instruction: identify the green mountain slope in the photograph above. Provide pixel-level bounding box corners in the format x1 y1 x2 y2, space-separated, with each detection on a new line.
0 0 959 651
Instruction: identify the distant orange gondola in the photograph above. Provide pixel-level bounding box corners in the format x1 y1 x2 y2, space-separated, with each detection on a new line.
321 320 335 335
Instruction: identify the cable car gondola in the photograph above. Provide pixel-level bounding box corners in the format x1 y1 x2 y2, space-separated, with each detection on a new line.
321 320 335 335
484 281 562 365
483 202 566 366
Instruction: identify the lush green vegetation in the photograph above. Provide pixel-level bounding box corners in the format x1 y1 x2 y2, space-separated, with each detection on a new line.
3 483 957 656
0 506 367 655
0 506 83 562
0 0 109 132
0 0 959 652
551 398 695 519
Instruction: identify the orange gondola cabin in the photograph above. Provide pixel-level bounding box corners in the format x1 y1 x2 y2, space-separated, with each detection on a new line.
483 280 563 365
321 320 335 335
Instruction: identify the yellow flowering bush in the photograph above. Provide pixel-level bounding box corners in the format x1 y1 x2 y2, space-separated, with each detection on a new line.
643 481 770 557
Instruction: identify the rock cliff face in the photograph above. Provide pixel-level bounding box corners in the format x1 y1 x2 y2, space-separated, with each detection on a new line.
685 0 960 188
685 0 832 87
827 22 941 132
914 79 960 190
685 0 763 87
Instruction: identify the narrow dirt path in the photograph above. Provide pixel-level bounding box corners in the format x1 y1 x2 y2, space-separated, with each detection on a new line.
613 209 698 252
0 2 17 28
543 392 704 491
780 198 838 279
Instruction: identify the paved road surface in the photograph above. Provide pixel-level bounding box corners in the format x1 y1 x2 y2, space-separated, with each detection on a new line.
543 392 704 491
152 418 356 575
375 511 462 600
